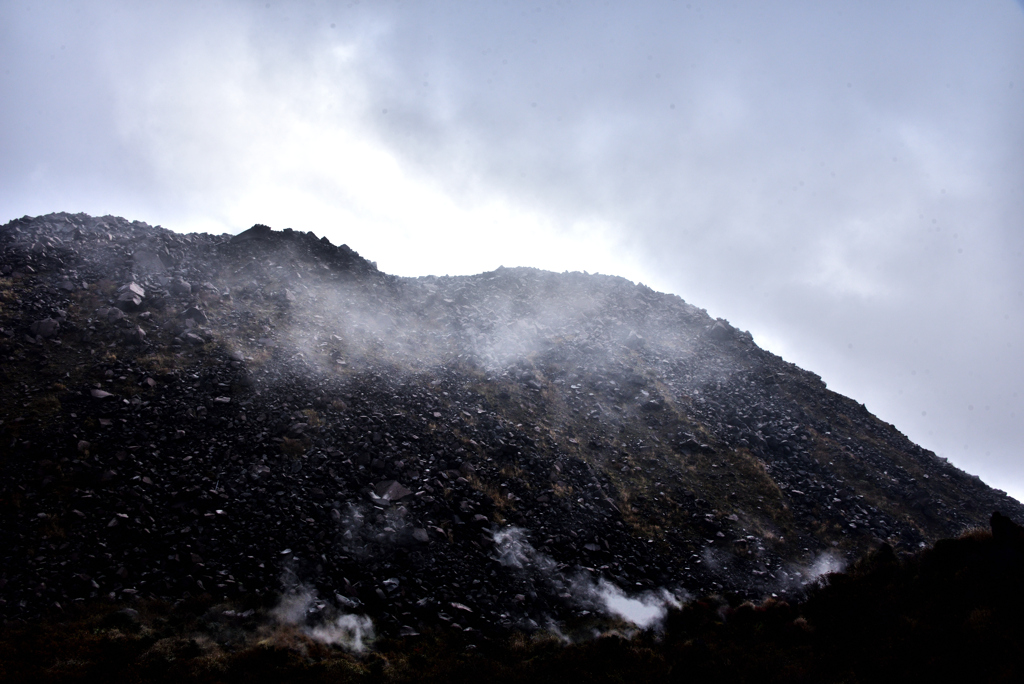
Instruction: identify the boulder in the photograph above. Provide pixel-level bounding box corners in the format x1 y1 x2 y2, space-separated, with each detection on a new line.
29 318 59 338
375 480 413 502
182 306 208 323
170 279 192 297
706 319 734 341
132 248 166 275
116 282 146 311
124 326 147 345
230 223 273 243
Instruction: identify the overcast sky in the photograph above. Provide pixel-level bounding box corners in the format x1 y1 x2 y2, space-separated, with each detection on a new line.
2 0 1023 501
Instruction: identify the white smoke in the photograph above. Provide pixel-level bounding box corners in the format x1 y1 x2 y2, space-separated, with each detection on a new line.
805 551 845 583
272 583 375 653
493 526 684 630
592 579 682 630
271 587 317 624
761 549 847 596
308 614 375 653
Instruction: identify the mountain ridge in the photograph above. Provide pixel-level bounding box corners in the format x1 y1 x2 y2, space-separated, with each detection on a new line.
1 211 1020 636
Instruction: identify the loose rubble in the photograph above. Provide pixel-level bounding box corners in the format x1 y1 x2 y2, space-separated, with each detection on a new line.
1 212 1020 638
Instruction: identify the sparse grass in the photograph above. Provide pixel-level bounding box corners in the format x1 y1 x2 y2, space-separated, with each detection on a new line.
618 490 664 540
280 437 308 458
27 394 61 416
551 482 573 499
467 474 514 511
138 353 178 373
246 347 274 367
93 278 117 296
300 408 321 427
39 513 66 539
958 526 990 542
499 464 523 479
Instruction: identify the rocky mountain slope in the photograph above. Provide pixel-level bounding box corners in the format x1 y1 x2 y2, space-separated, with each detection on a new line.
6 513 1024 682
2 212 1020 639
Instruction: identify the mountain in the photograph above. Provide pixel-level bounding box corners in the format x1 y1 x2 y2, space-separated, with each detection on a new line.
1 211 1020 639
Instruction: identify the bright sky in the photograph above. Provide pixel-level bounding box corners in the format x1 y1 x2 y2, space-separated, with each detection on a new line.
2 0 1023 502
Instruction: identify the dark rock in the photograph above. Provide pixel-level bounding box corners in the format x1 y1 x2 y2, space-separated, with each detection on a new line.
182 306 208 323
706 319 734 341
132 248 167 275
124 326 147 345
376 481 413 502
116 282 146 311
29 318 59 338
170 278 193 296
230 223 273 243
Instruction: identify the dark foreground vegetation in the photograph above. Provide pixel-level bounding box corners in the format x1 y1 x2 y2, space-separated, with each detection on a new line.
3 512 1022 683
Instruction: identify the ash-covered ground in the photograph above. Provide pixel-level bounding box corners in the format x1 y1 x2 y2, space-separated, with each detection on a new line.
2 212 1020 641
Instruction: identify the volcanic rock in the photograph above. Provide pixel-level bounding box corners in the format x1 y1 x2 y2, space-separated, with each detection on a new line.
116 282 145 310
132 247 167 275
182 306 208 323
170 278 192 296
0 211 1020 640
29 318 59 338
375 480 414 502
230 223 273 243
